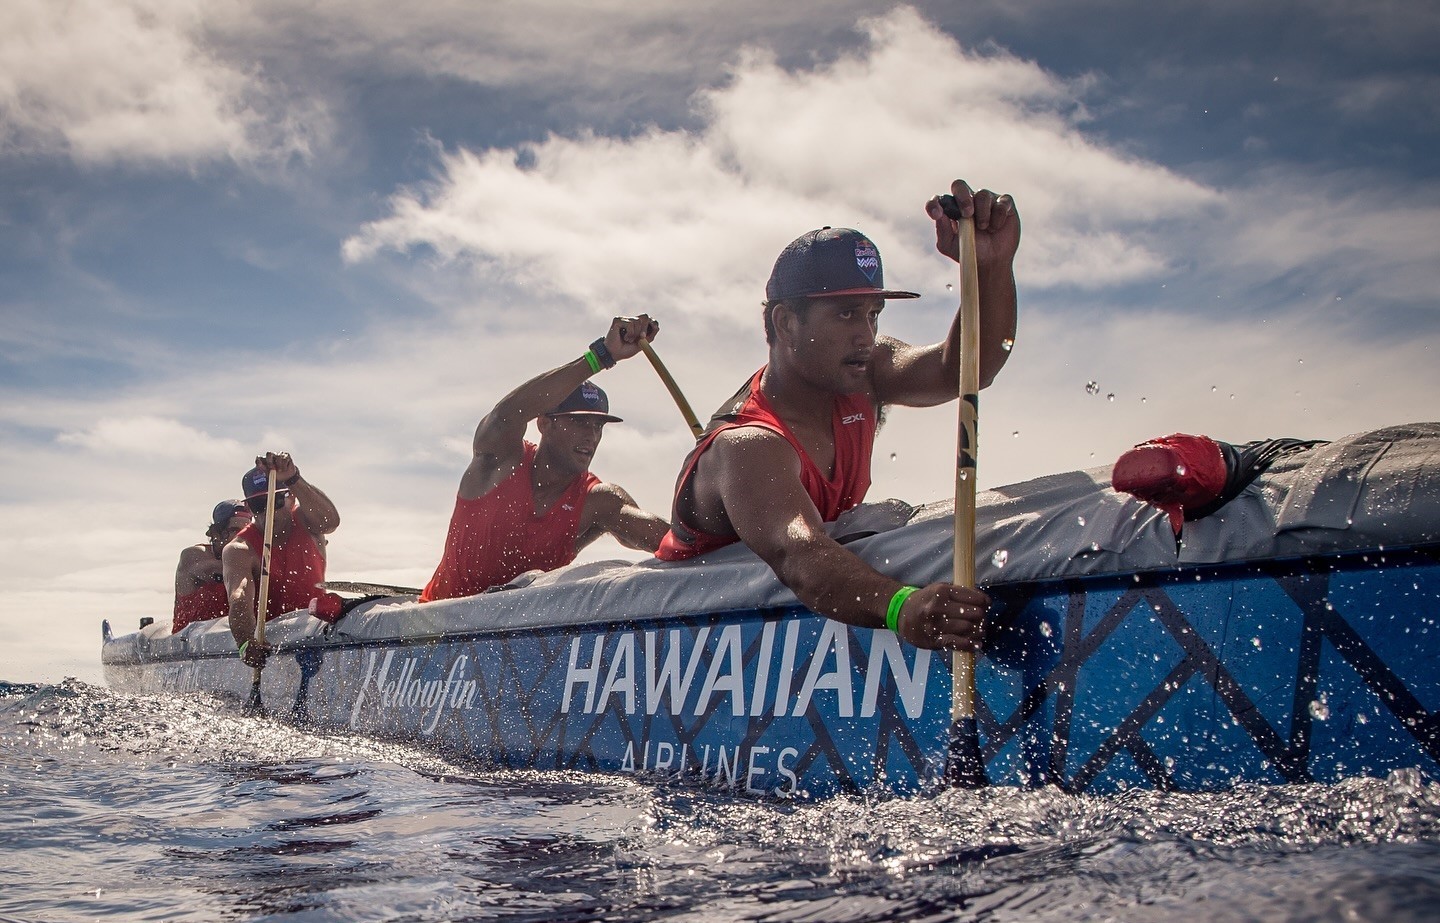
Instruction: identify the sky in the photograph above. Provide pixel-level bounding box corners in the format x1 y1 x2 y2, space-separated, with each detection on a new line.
1 0 1437 685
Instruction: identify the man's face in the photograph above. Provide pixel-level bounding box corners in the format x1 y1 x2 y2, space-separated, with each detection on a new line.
220 513 251 542
781 294 884 393
537 415 607 474
244 492 290 527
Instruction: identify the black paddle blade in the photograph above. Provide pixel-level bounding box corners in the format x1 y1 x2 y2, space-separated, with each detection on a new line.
945 716 988 788
242 680 267 718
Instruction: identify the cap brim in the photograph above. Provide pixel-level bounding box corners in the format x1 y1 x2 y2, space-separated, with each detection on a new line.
803 287 921 299
243 489 290 502
547 411 624 423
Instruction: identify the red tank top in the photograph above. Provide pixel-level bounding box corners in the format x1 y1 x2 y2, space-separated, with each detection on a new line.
656 367 875 561
420 441 602 602
173 579 228 633
238 512 327 619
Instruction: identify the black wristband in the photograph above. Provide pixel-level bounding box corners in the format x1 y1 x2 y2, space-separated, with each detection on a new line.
588 337 617 370
282 471 302 488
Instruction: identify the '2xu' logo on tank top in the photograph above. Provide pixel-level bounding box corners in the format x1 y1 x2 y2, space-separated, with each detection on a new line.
853 239 879 281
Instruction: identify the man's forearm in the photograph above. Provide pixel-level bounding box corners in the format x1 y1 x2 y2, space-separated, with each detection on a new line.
289 477 340 533
975 263 1018 388
477 357 595 450
767 536 903 630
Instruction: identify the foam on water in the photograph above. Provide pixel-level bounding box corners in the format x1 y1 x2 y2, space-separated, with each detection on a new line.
5 680 1440 922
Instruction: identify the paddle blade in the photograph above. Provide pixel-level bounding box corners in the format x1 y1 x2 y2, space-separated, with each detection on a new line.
945 716 988 788
242 678 267 718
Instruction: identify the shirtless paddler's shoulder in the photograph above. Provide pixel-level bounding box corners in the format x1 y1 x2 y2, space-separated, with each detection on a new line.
703 424 800 477
585 479 637 510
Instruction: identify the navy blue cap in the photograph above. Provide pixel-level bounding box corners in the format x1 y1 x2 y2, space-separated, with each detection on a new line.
547 381 622 422
241 467 289 503
211 499 251 526
765 227 920 303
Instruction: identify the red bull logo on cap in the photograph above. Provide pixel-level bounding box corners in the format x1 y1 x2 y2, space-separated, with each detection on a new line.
854 238 879 281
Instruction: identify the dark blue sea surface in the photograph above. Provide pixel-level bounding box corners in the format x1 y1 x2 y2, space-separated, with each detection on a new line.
5 679 1440 922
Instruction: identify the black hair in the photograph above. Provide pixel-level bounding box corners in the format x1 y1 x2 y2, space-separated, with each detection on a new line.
762 298 812 345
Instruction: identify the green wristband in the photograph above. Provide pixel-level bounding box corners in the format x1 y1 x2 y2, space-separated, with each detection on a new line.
582 350 602 374
886 586 919 633
238 640 250 660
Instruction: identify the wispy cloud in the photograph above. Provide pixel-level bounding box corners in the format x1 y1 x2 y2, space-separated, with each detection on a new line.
0 0 326 167
56 416 246 462
343 7 1217 328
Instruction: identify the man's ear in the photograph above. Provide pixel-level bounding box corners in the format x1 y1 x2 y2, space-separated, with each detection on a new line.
773 302 802 347
536 415 553 436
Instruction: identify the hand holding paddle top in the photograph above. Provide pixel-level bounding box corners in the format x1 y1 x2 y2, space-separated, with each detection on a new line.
600 314 659 364
254 450 299 485
926 179 1021 270
894 582 988 651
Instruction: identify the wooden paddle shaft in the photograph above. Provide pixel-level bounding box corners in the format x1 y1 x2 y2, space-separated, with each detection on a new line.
640 340 704 440
952 217 982 722
253 472 278 681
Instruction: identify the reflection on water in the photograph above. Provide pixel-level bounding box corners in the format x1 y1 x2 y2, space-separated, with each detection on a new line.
4 679 1440 922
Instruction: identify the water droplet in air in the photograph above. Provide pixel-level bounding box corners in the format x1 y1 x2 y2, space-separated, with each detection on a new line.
1106 393 1116 402
1176 465 1187 476
1251 637 1262 649
1001 338 1014 352
958 470 969 480
1211 386 1217 393
991 549 1009 568
1085 381 1099 395
889 453 897 461
945 283 954 291
1012 430 1020 438
1309 698 1330 721
1140 396 1147 403
1039 621 1053 638
1357 713 1368 725
1076 515 1086 526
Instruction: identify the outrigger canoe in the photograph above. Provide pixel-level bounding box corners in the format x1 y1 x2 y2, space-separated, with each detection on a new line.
103 423 1440 798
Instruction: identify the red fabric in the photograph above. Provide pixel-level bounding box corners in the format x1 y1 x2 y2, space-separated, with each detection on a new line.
1112 433 1227 535
656 367 875 561
421 441 602 602
309 592 345 624
237 513 327 619
172 580 228 633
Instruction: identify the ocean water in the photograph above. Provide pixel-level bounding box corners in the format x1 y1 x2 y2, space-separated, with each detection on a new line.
5 680 1440 923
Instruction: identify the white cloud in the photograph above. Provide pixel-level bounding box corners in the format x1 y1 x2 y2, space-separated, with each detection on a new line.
56 416 245 462
343 6 1217 326
0 0 325 166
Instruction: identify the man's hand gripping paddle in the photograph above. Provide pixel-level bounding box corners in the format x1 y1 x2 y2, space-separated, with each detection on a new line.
242 472 278 717
946 210 988 788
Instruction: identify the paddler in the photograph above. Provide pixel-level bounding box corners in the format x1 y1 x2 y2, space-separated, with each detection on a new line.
223 451 341 667
419 316 670 602
171 499 251 633
656 179 1020 651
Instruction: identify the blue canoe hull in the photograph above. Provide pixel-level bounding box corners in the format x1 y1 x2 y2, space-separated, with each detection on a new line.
104 545 1440 798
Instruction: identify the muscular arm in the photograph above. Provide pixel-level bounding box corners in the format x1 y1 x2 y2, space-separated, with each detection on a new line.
578 482 669 553
174 545 214 598
222 540 260 649
289 476 340 535
699 430 985 650
872 180 1020 407
463 314 659 499
464 357 596 497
